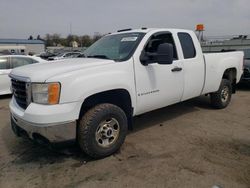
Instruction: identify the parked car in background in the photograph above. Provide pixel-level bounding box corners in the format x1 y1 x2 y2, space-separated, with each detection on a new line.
0 55 47 95
48 52 82 60
37 52 57 60
241 49 250 84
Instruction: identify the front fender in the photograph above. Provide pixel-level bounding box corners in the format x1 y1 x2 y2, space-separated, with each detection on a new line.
47 60 136 110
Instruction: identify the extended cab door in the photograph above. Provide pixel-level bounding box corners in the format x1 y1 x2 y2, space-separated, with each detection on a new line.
0 57 11 94
177 32 205 101
134 31 184 115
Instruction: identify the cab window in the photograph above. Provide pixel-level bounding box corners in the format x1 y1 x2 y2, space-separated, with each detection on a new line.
178 33 196 59
144 32 178 60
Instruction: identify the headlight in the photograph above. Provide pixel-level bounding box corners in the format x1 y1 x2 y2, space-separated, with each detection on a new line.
31 83 60 105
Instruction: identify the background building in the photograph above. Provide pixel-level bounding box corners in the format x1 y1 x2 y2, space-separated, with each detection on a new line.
0 39 45 55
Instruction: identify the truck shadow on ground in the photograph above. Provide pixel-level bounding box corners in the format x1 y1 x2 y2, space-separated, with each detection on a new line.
1 123 91 166
132 95 211 132
1 95 213 165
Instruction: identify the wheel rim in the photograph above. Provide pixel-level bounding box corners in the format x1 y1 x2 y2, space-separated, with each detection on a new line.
95 118 120 148
221 86 229 103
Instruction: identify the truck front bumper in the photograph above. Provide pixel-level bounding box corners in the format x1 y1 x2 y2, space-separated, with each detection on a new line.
9 97 81 144
11 113 76 144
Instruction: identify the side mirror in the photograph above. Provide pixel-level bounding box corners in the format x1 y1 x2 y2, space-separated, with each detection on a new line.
140 51 151 65
156 43 174 65
140 43 174 65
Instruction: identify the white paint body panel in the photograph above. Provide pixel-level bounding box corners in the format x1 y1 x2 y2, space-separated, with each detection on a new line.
9 97 82 124
9 28 244 126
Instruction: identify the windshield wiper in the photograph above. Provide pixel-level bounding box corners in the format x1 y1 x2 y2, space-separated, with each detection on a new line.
87 55 110 60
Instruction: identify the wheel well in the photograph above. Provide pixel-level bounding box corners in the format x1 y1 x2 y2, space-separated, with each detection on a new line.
79 89 133 130
222 68 237 93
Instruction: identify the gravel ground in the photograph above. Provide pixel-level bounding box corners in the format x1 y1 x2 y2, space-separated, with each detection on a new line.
0 85 250 188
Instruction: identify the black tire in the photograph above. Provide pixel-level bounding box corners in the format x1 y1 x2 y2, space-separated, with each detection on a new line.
78 103 127 159
210 79 232 109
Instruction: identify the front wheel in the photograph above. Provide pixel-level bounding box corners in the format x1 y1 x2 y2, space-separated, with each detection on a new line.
78 103 128 159
210 79 232 109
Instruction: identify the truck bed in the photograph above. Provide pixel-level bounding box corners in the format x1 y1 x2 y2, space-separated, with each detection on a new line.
202 51 244 94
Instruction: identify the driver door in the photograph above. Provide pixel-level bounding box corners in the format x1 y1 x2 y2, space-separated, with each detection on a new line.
134 32 184 115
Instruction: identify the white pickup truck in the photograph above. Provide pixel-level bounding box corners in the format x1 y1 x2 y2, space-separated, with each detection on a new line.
9 28 243 158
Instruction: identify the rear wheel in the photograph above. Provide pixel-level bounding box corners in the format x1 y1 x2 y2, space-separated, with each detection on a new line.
210 79 232 109
78 103 127 159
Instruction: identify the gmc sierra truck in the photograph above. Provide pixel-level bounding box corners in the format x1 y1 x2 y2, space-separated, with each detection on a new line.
9 28 244 158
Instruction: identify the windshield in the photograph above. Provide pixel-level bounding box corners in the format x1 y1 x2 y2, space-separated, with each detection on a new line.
83 32 145 61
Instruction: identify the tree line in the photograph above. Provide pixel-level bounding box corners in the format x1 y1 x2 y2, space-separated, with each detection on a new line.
28 33 103 47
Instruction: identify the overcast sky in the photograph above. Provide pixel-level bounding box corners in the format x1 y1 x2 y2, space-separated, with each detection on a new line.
0 0 249 38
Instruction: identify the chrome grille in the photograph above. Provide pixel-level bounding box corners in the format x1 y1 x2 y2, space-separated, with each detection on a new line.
11 79 28 109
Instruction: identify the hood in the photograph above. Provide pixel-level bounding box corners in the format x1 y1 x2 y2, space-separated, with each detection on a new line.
10 58 115 82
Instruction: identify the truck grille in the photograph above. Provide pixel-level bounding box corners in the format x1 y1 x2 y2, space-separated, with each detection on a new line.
243 68 250 78
11 79 28 109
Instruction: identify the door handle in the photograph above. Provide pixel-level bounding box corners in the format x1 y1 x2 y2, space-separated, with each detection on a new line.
171 67 182 72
